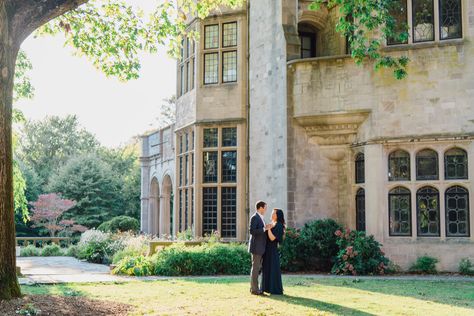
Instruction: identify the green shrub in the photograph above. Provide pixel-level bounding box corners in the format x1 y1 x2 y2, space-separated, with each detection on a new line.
112 245 147 264
97 216 139 233
459 258 474 276
331 229 390 275
77 229 112 264
20 245 40 257
65 245 79 257
41 244 64 256
279 228 304 272
409 256 438 274
112 255 153 276
295 219 343 271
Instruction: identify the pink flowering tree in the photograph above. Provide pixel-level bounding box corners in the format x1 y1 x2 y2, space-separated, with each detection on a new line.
29 193 85 237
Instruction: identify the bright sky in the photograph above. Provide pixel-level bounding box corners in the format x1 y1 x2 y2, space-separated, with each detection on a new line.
15 1 176 148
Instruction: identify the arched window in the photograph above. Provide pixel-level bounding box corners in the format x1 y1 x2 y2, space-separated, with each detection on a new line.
356 188 366 231
445 148 468 180
388 150 410 181
298 23 318 58
416 149 439 180
389 187 411 236
355 153 365 184
416 186 440 236
445 186 470 237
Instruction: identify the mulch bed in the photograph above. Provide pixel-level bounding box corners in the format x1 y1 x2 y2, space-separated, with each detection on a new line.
0 295 132 316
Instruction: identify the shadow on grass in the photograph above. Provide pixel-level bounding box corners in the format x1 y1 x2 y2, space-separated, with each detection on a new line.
266 294 375 316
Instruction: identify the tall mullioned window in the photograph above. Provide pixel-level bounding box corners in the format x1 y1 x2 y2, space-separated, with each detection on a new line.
203 21 238 85
356 188 366 231
389 150 410 181
178 35 195 96
440 0 462 39
387 0 408 45
416 149 438 180
416 186 440 236
355 153 365 184
202 126 238 238
389 187 412 236
177 129 194 232
445 148 468 179
445 186 470 237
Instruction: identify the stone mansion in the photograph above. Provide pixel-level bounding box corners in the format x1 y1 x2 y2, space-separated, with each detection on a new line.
140 0 474 270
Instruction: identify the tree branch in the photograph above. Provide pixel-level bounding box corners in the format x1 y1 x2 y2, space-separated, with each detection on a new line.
10 0 89 45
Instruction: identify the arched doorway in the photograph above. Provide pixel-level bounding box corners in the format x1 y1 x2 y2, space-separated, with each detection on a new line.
161 175 173 236
149 177 160 235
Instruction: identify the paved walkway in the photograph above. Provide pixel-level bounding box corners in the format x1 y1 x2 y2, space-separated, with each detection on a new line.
17 256 474 285
17 257 128 284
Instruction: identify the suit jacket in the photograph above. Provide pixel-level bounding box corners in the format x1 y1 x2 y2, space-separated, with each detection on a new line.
248 212 267 255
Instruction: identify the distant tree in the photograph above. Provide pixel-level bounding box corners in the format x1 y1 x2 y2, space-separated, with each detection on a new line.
156 96 176 129
17 115 100 188
47 154 122 228
29 193 84 237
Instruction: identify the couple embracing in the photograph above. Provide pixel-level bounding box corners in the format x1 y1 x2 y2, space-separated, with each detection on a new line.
248 200 285 295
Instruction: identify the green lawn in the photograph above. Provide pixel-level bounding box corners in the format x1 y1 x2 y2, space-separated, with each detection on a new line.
22 276 474 315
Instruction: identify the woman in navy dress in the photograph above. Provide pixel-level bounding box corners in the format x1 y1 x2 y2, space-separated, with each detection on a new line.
262 208 285 295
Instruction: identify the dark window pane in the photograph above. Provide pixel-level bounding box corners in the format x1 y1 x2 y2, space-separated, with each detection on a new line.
179 190 183 232
356 188 366 231
203 187 218 235
185 189 189 230
179 156 183 186
204 53 218 84
440 0 462 40
299 33 316 58
417 187 440 236
387 0 408 45
221 187 237 238
413 0 435 42
185 155 188 185
222 51 237 82
222 127 237 147
389 187 411 236
204 24 219 49
222 151 237 183
203 151 218 183
223 22 237 47
389 150 411 181
445 148 468 179
203 128 218 147
355 153 365 184
445 186 470 237
416 149 438 180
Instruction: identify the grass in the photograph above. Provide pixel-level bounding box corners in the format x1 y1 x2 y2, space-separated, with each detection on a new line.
22 276 474 315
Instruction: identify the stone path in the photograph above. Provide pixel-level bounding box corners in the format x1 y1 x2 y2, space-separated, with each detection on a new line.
17 257 128 285
17 257 474 285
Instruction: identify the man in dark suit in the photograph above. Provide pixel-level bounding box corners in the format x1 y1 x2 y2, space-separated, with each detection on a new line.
248 200 271 295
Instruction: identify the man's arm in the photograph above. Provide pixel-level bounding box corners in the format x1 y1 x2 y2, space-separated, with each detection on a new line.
249 215 265 236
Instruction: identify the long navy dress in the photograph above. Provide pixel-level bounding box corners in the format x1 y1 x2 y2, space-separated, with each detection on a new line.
262 222 284 295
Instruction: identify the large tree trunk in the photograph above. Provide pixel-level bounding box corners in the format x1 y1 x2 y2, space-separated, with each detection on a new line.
0 1 21 300
0 0 88 300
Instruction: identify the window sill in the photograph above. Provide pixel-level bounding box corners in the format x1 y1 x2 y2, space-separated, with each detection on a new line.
201 81 238 88
382 38 465 53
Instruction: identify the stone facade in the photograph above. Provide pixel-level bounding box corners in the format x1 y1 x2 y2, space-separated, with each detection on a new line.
140 0 474 270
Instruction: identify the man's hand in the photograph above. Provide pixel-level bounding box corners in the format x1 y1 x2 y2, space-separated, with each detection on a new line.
265 223 273 231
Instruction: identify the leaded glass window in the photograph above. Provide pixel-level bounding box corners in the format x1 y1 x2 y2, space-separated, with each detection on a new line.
416 186 440 236
191 153 194 184
445 186 470 237
203 187 218 235
204 53 218 84
387 0 409 45
185 155 189 185
222 51 237 82
355 153 365 184
445 148 468 180
203 128 218 147
185 189 189 230
180 65 185 95
439 0 462 40
222 151 237 183
203 152 218 183
389 187 412 236
204 24 219 49
179 156 183 186
191 189 194 227
416 149 439 180
221 187 237 238
222 127 237 147
223 22 237 47
389 150 411 181
356 188 366 231
179 190 183 232
412 0 434 42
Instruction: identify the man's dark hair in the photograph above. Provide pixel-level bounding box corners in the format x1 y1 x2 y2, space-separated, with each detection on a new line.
255 200 266 210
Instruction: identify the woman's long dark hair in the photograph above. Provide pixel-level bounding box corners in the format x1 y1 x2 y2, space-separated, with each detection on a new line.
274 208 285 227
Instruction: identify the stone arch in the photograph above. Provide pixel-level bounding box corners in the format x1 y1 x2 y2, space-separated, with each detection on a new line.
160 174 173 237
148 177 160 235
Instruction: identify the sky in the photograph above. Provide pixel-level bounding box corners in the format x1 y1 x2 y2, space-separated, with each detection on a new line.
15 1 176 148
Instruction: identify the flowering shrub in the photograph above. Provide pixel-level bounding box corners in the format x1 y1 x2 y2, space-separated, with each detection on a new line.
279 227 304 271
331 229 390 275
76 229 112 264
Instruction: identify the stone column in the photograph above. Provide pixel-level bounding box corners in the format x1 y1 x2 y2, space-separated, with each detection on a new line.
140 161 150 234
159 194 171 236
364 144 384 241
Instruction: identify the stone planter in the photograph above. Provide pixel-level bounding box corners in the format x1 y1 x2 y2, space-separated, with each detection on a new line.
148 240 203 256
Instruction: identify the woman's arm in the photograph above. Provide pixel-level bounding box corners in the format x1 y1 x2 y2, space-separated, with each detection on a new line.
267 224 277 241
